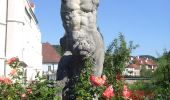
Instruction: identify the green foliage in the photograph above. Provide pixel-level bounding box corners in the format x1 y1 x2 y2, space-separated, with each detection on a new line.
140 65 153 77
128 81 153 91
53 45 63 56
128 50 170 99
74 57 105 99
27 78 61 100
153 50 170 82
104 33 138 78
103 33 138 98
151 50 170 99
74 57 93 99
0 58 25 100
153 81 170 99
73 34 170 99
0 57 61 100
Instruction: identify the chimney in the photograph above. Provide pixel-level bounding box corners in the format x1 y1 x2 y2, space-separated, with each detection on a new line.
146 58 148 60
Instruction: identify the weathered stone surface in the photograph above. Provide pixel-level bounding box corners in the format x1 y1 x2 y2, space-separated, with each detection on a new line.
57 0 104 99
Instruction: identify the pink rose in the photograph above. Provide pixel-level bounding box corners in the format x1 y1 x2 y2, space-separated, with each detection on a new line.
90 75 106 86
6 57 17 64
102 85 114 100
10 69 17 76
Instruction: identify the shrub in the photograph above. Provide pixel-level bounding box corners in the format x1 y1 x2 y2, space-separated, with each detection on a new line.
0 57 61 100
74 33 139 100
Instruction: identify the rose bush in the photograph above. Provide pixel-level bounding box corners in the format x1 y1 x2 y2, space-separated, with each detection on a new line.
74 34 170 99
0 57 61 100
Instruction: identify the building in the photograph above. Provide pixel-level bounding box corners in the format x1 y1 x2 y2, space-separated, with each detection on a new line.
0 0 42 81
42 42 61 80
124 64 141 76
124 56 157 76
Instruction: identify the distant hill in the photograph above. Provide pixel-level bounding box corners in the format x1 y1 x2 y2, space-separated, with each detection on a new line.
52 45 63 55
139 55 157 60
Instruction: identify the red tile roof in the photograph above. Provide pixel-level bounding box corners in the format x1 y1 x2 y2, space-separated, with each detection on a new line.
128 56 157 70
127 64 140 70
132 57 156 66
145 59 156 66
42 42 61 63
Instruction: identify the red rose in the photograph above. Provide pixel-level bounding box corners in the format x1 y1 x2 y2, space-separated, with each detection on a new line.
26 88 32 94
123 85 131 99
21 93 27 100
102 85 114 100
0 76 12 85
10 69 17 76
90 75 106 86
6 57 17 64
136 90 144 99
116 73 121 81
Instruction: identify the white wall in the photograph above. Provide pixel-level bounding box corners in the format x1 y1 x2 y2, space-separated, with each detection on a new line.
42 63 58 73
0 0 42 80
0 0 7 76
124 68 140 76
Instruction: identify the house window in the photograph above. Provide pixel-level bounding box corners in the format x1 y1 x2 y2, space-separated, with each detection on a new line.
48 66 51 71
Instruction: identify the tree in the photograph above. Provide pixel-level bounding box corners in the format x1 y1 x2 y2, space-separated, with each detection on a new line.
152 50 170 99
153 50 170 82
52 45 63 56
140 65 152 77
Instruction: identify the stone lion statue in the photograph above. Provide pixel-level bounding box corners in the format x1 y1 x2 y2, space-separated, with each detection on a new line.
57 0 104 99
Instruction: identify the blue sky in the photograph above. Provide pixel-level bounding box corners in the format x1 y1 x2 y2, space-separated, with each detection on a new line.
34 0 170 57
